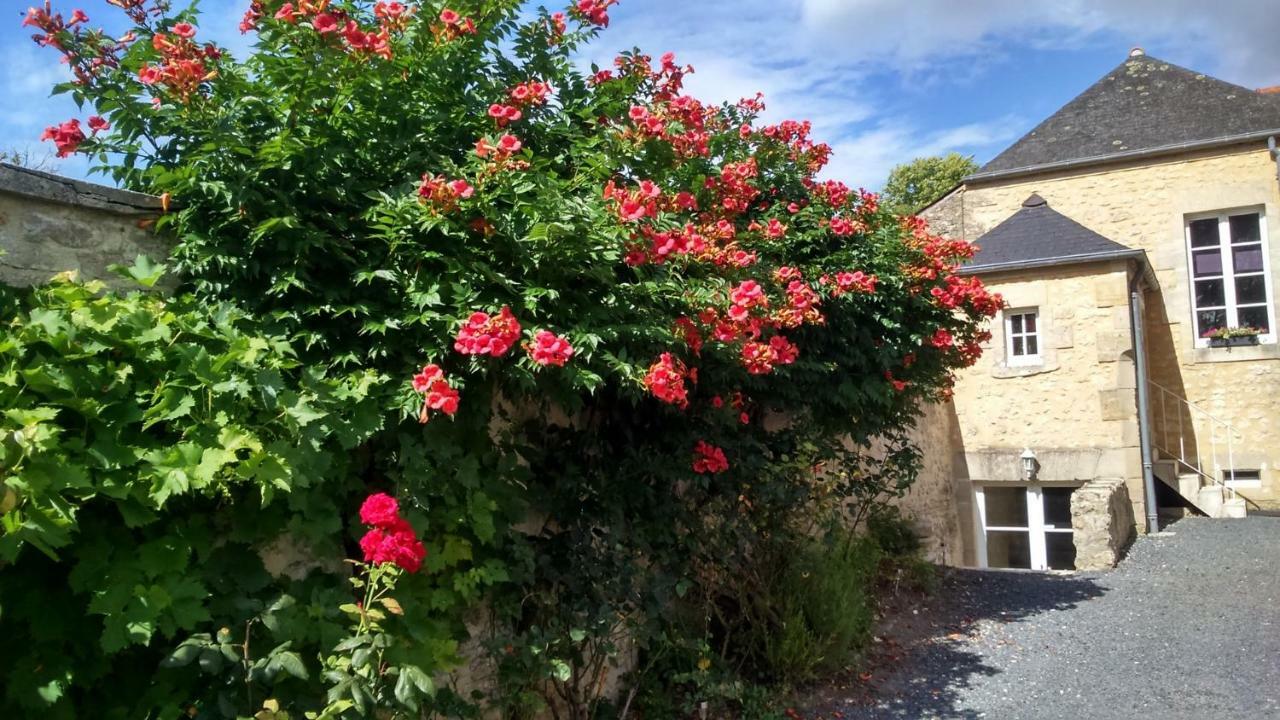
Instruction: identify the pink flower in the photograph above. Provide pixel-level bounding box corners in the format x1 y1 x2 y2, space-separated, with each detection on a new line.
527 330 574 367
359 492 401 528
274 3 297 22
138 65 162 84
411 364 460 423
448 179 474 199
497 134 522 154
440 8 460 24
40 119 85 158
359 526 427 573
455 306 522 357
692 441 729 474
87 115 109 133
172 22 197 39
313 12 339 34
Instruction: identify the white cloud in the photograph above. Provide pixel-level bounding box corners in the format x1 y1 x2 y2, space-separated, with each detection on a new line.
823 118 1024 190
797 0 1280 87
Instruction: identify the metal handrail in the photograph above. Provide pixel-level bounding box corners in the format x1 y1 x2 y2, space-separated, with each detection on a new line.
1147 380 1240 502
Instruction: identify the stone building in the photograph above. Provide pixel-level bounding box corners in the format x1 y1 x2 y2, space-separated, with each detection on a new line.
906 49 1280 571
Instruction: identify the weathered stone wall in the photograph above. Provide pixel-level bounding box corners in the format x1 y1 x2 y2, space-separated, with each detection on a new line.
1070 478 1136 570
0 163 167 289
892 401 970 566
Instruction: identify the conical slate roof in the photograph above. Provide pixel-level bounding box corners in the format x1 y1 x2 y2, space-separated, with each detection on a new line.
977 51 1280 175
962 194 1141 273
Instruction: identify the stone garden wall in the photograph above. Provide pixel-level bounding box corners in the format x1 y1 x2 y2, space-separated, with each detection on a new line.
0 163 167 288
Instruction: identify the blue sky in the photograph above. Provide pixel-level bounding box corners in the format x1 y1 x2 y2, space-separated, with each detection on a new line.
5 0 1278 188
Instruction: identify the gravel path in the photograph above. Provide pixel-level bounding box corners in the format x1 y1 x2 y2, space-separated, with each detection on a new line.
802 516 1280 720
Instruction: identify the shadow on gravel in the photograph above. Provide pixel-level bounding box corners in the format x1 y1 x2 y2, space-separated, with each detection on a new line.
801 568 1107 720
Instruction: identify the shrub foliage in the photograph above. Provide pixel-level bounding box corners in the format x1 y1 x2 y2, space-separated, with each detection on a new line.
6 1 1000 717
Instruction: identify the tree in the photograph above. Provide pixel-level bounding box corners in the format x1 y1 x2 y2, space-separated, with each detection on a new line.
882 152 978 216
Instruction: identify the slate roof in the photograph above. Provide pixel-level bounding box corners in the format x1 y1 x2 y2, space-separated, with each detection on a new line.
961 194 1142 274
975 51 1280 177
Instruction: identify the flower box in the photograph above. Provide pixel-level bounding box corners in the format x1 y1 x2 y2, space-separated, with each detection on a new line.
1208 335 1260 348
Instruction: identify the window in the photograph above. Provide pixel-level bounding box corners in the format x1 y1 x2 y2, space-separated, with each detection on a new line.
1004 308 1040 365
1186 210 1274 346
1224 469 1262 489
976 485 1077 570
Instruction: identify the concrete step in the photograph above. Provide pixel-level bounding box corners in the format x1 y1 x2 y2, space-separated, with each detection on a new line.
1177 473 1202 499
1221 496 1248 519
1197 485 1224 517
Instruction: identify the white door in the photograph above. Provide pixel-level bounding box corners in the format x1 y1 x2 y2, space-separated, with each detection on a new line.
975 485 1077 570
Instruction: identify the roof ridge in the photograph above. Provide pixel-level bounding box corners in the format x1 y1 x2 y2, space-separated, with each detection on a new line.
978 52 1280 176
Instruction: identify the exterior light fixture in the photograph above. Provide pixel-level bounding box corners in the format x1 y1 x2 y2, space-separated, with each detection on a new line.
1021 448 1038 481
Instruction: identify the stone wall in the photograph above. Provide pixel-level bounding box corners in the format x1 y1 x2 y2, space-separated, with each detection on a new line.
0 163 167 288
1070 478 1136 570
892 401 970 566
927 144 1280 508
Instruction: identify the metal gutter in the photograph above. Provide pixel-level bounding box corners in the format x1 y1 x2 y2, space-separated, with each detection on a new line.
957 248 1145 276
966 128 1280 184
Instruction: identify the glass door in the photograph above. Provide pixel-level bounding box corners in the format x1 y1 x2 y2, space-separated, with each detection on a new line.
976 485 1078 570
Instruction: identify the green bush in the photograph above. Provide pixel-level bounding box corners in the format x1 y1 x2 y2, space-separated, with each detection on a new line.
10 0 1000 716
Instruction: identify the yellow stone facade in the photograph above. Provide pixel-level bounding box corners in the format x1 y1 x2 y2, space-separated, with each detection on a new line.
915 140 1280 570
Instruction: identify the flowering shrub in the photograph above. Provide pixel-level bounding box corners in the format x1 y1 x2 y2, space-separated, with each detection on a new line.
10 0 1001 717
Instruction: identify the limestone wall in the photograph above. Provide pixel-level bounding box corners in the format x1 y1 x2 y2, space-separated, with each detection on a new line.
1070 478 1136 570
0 163 168 289
892 401 970 566
927 144 1280 509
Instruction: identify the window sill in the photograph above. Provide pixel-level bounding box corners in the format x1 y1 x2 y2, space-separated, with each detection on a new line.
1190 341 1280 364
990 361 1060 378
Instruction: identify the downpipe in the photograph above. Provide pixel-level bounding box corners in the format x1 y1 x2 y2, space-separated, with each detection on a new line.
1130 279 1160 533
1270 136 1279 186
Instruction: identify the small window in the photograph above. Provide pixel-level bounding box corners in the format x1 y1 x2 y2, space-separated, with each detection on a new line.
1186 210 1274 347
1224 469 1261 489
1004 308 1040 366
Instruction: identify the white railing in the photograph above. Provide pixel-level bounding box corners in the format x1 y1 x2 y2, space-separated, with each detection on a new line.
1148 380 1240 501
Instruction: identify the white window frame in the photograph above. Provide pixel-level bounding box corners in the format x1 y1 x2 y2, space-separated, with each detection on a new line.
1224 469 1262 490
1185 208 1275 348
1003 308 1041 366
975 485 1076 571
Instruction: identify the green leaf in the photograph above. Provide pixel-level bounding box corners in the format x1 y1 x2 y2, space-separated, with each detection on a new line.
271 650 308 680
112 255 168 288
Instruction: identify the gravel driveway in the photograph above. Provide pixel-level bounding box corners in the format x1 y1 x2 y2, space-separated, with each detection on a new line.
802 516 1280 720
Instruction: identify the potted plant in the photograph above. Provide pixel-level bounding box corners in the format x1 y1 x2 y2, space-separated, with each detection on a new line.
1203 326 1263 347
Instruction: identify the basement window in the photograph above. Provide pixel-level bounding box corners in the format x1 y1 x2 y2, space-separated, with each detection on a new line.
1004 308 1041 366
1186 210 1275 347
1224 469 1262 489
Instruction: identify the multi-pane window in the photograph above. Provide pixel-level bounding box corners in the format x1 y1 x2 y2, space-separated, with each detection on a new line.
976 485 1077 571
1187 210 1273 345
1004 308 1040 365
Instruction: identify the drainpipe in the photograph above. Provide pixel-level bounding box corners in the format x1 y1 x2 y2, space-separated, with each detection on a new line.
1270 136 1280 186
1130 275 1160 533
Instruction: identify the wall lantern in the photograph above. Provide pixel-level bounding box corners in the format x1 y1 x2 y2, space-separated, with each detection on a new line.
1020 448 1039 481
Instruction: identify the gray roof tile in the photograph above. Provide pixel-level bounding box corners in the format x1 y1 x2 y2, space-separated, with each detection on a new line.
978 52 1280 175
963 194 1140 273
